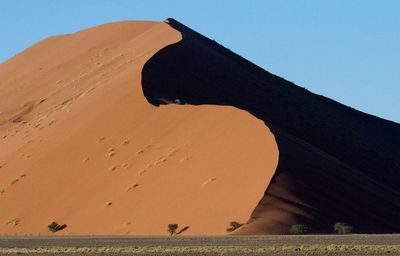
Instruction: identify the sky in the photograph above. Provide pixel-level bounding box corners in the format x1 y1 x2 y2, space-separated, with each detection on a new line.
1 0 399 123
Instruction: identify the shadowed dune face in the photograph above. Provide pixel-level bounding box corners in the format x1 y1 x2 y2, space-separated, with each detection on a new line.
1 17 400 236
0 21 279 235
142 18 400 234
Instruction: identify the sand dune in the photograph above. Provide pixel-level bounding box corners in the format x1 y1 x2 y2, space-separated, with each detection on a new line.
0 21 278 235
1 18 399 236
142 18 400 234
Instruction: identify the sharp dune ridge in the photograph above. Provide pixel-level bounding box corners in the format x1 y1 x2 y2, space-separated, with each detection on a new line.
0 18 399 236
142 18 400 234
0 20 278 235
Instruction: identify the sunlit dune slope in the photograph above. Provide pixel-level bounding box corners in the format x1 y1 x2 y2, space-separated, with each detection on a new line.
2 17 399 235
0 21 278 235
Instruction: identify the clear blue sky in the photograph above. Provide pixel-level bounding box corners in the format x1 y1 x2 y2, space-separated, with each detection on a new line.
1 0 399 123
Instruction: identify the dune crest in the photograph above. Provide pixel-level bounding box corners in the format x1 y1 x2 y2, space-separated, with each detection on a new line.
142 18 400 234
0 20 278 235
2 17 399 235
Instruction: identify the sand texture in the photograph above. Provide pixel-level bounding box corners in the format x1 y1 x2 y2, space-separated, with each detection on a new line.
1 18 400 235
0 21 278 235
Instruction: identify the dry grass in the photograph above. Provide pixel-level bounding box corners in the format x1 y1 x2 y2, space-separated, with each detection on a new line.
5 218 20 227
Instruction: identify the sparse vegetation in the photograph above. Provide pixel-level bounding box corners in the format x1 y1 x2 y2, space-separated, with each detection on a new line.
127 183 139 191
202 177 217 186
334 222 353 234
48 221 67 233
136 149 145 154
121 140 130 146
106 148 115 157
168 224 178 236
10 178 20 185
6 218 21 227
226 221 242 232
289 224 311 234
3 242 400 255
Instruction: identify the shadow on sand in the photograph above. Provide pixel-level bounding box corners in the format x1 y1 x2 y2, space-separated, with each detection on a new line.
141 18 400 234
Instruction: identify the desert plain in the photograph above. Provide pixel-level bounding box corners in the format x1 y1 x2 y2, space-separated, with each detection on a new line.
2 234 400 255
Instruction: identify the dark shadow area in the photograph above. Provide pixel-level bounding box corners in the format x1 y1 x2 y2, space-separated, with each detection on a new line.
176 226 190 235
141 18 400 233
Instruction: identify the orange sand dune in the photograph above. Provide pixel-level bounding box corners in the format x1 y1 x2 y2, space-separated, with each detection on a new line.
142 19 400 234
2 18 400 236
0 21 278 235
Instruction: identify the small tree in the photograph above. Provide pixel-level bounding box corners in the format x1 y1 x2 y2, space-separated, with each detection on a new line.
226 221 242 232
289 224 310 234
48 221 67 233
333 222 353 234
168 224 178 236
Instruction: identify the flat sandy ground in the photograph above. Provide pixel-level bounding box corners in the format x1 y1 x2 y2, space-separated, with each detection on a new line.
1 235 400 255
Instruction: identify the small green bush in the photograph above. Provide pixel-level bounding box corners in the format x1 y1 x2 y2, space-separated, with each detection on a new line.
333 222 353 234
168 224 178 236
289 224 311 234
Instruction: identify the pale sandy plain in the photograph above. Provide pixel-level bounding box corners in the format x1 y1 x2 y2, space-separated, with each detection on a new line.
0 21 278 235
2 235 400 255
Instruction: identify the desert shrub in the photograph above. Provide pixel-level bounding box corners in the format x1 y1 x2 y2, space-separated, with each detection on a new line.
48 221 67 233
168 224 178 236
226 221 242 232
289 224 311 234
333 222 353 234
6 218 20 227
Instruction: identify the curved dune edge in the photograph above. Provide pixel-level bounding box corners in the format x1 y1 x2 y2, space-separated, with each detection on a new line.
141 19 400 235
0 20 279 235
